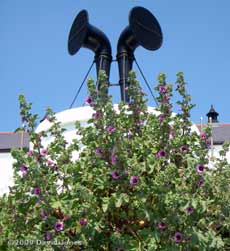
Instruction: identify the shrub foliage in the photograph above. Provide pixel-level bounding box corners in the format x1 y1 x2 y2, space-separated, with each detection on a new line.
0 71 230 250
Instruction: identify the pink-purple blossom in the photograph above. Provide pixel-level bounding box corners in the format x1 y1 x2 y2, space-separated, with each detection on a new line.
95 147 103 156
169 131 175 140
130 176 139 185
79 218 88 226
197 177 204 187
20 164 28 175
21 116 25 123
165 94 170 100
200 132 206 140
106 125 116 133
137 120 144 126
44 231 52 241
159 85 167 93
158 114 165 123
206 140 211 149
158 222 167 230
85 97 92 104
93 112 100 119
174 232 183 243
156 149 166 158
127 131 132 139
28 150 34 157
186 206 194 214
180 145 189 152
196 164 205 173
40 209 47 220
33 187 40 195
40 149 47 156
54 221 64 232
47 160 53 166
111 154 116 164
115 226 122 232
45 116 51 122
53 164 58 171
111 170 120 180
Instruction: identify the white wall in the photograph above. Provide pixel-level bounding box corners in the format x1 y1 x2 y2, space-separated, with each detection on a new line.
0 106 228 196
0 153 14 195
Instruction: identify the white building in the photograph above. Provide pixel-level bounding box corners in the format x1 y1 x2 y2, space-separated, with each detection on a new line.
0 105 229 196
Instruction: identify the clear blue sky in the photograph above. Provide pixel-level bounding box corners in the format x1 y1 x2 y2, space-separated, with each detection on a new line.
0 0 229 131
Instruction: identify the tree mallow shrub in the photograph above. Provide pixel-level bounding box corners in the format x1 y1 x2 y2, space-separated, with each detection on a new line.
0 71 230 251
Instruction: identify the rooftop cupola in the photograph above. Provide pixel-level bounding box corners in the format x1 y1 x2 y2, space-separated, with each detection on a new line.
206 105 219 123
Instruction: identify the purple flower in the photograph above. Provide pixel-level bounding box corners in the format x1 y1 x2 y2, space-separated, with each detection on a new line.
158 114 165 123
85 97 92 104
125 86 129 91
21 116 25 123
180 145 188 152
28 150 34 157
20 164 28 175
40 209 47 220
206 140 211 149
41 149 47 156
196 164 205 173
54 221 64 232
197 177 204 187
53 164 58 171
115 226 121 232
174 232 183 243
95 147 103 156
158 222 167 230
186 206 194 214
106 125 116 133
79 218 88 226
93 112 100 119
33 187 40 195
127 131 132 139
169 131 175 140
137 120 144 126
136 108 142 114
47 160 53 166
111 170 120 180
130 176 139 186
200 132 206 140
45 116 51 122
111 154 116 165
44 231 52 241
165 94 171 100
159 85 167 93
156 149 166 158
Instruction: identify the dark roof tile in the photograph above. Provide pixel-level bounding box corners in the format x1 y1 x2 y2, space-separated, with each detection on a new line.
196 124 230 144
0 132 29 151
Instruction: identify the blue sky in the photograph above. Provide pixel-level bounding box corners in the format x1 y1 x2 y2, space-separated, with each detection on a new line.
0 0 229 131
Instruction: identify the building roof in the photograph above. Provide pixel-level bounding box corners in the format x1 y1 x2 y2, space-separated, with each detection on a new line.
197 124 230 144
0 132 29 152
0 122 229 152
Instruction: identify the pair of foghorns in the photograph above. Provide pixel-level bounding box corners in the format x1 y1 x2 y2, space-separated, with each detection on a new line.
68 6 163 102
